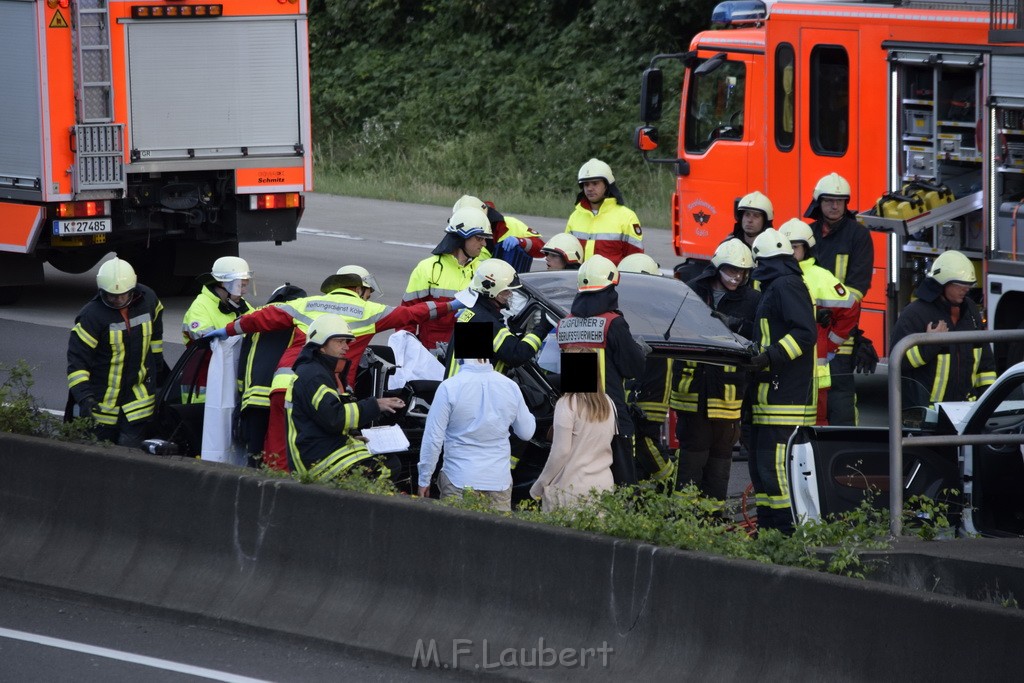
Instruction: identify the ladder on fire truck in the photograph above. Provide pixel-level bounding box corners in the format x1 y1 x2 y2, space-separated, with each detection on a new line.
71 0 124 193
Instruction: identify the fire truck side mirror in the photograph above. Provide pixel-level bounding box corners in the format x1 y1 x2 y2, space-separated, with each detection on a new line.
634 125 660 152
640 68 664 123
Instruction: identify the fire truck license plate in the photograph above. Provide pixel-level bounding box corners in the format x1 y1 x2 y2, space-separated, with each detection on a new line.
53 218 112 236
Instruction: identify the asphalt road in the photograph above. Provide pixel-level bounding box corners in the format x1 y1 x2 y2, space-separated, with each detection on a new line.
0 581 457 682
0 193 681 414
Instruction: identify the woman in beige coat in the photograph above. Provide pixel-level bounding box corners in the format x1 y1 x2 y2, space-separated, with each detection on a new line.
530 391 617 511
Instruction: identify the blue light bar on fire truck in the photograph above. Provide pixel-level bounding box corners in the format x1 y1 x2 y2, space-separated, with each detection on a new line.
711 0 767 26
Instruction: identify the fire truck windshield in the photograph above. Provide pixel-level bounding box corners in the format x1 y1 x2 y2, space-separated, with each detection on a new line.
684 58 746 154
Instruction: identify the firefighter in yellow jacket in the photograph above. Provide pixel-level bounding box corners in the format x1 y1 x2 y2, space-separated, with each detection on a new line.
400 206 491 352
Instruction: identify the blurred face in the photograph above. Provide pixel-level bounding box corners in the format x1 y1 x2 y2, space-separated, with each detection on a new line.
718 265 747 291
943 282 971 305
101 290 133 309
792 243 808 261
820 196 847 224
545 252 566 270
581 179 607 204
741 210 765 237
495 289 514 307
358 286 373 301
463 235 487 258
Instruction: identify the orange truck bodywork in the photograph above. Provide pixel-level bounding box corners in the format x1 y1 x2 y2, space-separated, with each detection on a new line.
0 0 312 294
639 0 1024 365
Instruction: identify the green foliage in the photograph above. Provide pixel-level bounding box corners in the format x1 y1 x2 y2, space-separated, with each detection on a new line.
903 490 958 541
0 361 97 444
308 1 714 227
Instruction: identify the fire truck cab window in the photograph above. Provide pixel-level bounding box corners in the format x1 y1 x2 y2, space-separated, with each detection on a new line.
810 45 849 155
775 44 795 150
684 58 746 154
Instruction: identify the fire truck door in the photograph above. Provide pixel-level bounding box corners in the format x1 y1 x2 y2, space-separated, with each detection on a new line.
678 51 762 256
798 29 860 199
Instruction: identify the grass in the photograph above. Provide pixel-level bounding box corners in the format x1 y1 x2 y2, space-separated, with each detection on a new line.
312 148 679 230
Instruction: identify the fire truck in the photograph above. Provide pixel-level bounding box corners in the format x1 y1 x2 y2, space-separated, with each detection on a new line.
635 0 1024 368
0 0 312 301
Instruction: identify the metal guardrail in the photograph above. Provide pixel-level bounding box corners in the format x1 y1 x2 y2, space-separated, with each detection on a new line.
887 328 1024 535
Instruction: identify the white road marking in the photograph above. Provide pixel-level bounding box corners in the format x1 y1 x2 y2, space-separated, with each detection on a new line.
296 228 364 241
297 227 433 250
0 627 271 683
382 240 436 249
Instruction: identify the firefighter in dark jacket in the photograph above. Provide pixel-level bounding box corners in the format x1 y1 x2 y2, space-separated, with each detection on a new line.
556 255 647 485
619 254 674 482
673 240 761 505
891 250 996 412
805 172 876 426
237 283 307 467
444 259 551 377
67 256 164 447
748 229 817 533
285 315 405 481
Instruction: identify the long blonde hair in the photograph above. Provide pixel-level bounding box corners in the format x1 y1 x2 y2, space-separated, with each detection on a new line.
565 392 612 423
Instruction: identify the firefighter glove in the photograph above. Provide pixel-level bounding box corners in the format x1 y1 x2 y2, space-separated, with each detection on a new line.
749 352 770 370
449 299 467 312
79 396 97 420
710 310 743 333
816 308 833 327
851 329 879 374
636 338 653 357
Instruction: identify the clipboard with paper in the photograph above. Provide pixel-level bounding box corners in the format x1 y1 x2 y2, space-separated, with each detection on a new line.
361 424 411 454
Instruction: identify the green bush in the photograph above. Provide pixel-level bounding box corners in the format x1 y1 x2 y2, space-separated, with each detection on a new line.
308 0 712 228
0 361 97 444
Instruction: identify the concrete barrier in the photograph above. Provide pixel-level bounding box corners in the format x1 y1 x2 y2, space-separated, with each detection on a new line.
0 432 1022 680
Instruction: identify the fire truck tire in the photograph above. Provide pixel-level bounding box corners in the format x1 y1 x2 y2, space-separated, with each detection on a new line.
1006 321 1024 371
133 249 194 297
0 286 25 306
48 252 104 275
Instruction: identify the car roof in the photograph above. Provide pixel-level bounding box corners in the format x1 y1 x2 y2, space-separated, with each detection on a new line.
520 270 754 364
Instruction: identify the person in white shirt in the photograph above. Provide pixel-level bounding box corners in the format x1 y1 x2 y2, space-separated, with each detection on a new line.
417 358 536 511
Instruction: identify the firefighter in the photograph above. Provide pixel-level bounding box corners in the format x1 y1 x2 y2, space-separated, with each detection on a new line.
556 255 647 485
804 172 877 426
619 253 675 483
236 283 307 468
400 206 492 353
180 256 255 403
540 233 584 271
891 250 996 413
204 264 462 465
747 229 817 534
452 194 544 273
565 158 643 265
778 218 861 425
443 259 551 377
672 240 760 506
285 314 405 481
730 190 774 250
66 256 164 447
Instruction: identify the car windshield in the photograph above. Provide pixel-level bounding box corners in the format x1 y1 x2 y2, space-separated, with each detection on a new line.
519 271 752 361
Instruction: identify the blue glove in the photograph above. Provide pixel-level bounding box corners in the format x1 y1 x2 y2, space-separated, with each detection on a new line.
202 328 229 341
449 300 467 312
